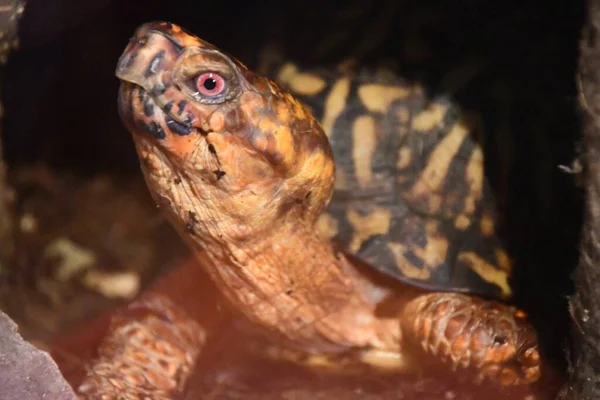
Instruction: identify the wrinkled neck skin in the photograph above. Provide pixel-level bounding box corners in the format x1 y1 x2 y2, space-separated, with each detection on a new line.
134 136 405 354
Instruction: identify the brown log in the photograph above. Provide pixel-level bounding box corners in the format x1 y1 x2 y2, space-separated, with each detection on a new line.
561 0 600 398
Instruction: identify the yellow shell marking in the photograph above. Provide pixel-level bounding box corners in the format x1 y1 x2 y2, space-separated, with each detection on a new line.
495 248 513 273
411 103 447 132
396 147 412 169
413 221 449 270
352 115 378 188
463 145 485 215
480 211 496 237
387 222 449 281
454 214 471 230
276 62 299 85
346 207 392 254
387 241 432 280
404 120 471 214
457 251 511 297
288 73 327 96
358 84 411 113
321 77 351 138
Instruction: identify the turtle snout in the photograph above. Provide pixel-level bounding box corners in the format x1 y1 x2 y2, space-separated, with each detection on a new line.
115 24 180 88
116 26 196 145
115 28 176 141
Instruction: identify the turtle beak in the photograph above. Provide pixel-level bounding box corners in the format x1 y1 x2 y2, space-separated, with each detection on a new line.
115 23 187 142
115 23 182 88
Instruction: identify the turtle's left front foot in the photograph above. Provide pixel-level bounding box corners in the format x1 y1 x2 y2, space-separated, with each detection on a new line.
401 292 541 386
77 295 207 399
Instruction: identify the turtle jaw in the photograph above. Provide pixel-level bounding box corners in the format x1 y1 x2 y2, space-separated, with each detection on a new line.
117 82 166 141
115 23 199 148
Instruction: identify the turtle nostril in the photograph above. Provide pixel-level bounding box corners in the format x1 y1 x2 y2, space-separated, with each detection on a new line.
493 335 507 346
137 35 148 46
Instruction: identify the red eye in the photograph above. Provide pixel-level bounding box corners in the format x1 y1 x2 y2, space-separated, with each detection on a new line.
196 72 225 97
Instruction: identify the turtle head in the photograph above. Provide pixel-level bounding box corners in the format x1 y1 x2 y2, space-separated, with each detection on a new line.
116 22 335 243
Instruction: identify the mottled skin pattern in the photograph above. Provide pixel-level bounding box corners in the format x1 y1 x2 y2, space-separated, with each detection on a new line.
106 22 541 395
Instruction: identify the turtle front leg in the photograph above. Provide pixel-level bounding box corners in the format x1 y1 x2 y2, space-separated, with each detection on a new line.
50 258 224 399
400 292 541 386
76 294 206 399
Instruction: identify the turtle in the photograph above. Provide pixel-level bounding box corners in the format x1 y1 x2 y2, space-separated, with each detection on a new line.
96 21 543 396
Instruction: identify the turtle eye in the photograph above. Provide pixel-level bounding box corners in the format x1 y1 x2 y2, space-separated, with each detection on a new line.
195 72 225 98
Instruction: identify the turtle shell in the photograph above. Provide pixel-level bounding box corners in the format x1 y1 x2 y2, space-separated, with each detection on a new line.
268 62 513 300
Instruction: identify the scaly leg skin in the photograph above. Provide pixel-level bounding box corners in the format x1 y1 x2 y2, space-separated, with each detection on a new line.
76 295 206 399
400 293 541 386
51 257 224 399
